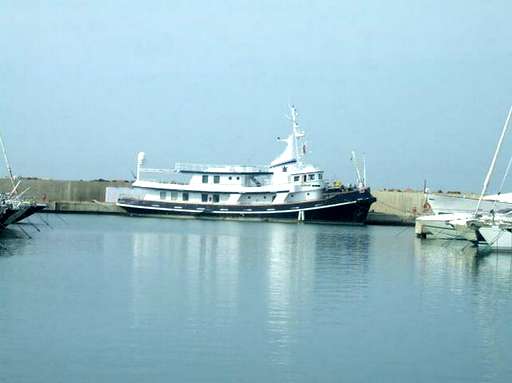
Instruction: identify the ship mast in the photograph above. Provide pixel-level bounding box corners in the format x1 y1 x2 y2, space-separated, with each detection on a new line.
0 131 16 194
289 105 305 166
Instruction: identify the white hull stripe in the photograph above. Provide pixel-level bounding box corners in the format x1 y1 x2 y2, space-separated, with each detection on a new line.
117 200 358 214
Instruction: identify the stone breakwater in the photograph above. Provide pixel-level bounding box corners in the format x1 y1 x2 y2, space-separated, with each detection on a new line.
1 178 438 225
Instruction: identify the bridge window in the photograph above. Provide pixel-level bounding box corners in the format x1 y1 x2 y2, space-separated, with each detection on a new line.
318 173 323 180
160 191 166 200
201 194 208 202
309 174 315 180
214 175 220 184
303 175 307 182
202 175 208 183
213 194 220 203
294 176 300 182
171 191 178 201
182 192 189 201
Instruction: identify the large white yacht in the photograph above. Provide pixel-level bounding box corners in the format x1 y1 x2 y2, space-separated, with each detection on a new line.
117 106 376 224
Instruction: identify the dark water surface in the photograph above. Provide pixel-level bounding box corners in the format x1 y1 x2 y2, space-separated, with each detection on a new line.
1 215 511 382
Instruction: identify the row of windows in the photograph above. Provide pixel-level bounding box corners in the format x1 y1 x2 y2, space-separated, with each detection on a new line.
201 193 220 203
159 191 279 203
293 173 323 182
160 191 188 201
202 175 241 184
159 191 224 203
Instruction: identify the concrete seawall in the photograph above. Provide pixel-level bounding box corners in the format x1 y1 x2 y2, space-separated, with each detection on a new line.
1 178 433 225
0 178 131 202
367 190 428 225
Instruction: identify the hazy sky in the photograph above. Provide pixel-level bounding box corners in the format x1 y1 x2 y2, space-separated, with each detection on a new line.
2 0 512 192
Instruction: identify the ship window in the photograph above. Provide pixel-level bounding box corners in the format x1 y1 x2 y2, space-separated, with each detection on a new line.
294 176 300 182
318 173 323 180
160 191 166 200
213 194 220 203
182 192 189 201
201 194 208 202
171 191 178 201
303 175 307 182
247 195 251 199
202 175 208 183
236 176 240 180
282 166 287 172
309 174 315 180
264 196 267 199
228 176 232 180
214 175 220 184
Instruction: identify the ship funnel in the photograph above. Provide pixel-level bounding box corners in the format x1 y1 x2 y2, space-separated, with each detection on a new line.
136 152 146 180
137 152 146 166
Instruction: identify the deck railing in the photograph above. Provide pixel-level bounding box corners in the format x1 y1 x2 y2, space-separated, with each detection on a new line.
174 162 269 173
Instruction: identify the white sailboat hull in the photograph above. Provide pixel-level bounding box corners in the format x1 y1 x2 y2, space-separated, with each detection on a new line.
478 226 512 251
415 213 477 241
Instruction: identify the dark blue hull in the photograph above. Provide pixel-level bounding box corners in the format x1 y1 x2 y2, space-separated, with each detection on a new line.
118 189 376 224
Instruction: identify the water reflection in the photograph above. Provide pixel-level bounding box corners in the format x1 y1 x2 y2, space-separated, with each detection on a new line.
129 226 241 332
414 239 512 381
126 221 372 371
414 239 512 288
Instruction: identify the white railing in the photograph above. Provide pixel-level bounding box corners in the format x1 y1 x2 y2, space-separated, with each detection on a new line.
174 162 269 173
139 167 174 174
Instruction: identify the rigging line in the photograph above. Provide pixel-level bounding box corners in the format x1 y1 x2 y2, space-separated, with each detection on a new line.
25 219 41 232
54 213 68 225
393 226 410 237
492 152 512 212
38 214 52 229
16 223 32 239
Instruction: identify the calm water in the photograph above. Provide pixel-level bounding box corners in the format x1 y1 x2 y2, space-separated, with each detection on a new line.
1 215 511 382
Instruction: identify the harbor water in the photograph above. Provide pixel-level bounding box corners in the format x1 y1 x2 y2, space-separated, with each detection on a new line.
1 215 512 382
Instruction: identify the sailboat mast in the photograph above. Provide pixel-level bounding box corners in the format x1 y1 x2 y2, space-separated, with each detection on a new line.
0 132 16 192
475 105 512 214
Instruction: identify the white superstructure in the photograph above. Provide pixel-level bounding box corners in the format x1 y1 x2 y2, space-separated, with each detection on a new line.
128 106 327 207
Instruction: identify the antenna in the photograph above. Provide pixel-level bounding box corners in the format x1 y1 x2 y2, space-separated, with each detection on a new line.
0 131 16 193
363 154 367 187
351 151 363 188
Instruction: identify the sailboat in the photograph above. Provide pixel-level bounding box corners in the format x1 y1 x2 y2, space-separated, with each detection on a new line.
0 132 46 232
417 106 512 243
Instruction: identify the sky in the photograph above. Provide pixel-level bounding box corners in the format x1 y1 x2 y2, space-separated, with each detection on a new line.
1 0 512 193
